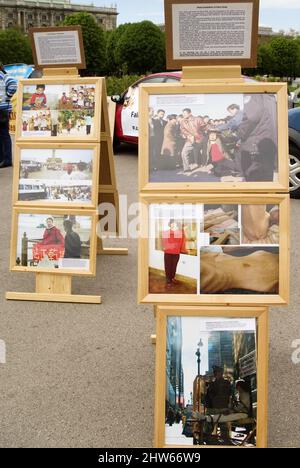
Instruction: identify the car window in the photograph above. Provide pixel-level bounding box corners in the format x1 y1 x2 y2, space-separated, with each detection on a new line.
141 77 166 84
164 77 181 83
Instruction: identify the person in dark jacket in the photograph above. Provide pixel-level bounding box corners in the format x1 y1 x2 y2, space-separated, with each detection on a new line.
0 63 17 168
237 94 277 181
206 366 232 442
63 219 81 258
152 109 167 171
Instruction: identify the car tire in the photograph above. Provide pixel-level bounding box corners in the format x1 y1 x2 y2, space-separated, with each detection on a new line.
113 137 122 154
289 143 300 199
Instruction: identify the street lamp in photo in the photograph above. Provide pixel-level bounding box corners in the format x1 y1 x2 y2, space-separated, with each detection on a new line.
193 338 204 413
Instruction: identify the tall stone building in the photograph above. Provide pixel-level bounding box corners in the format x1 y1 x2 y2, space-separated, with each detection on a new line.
0 0 118 33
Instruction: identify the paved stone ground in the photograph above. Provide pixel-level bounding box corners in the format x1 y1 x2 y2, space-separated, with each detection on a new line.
0 145 299 448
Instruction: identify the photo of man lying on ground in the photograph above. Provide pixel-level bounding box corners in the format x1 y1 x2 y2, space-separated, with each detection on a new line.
148 93 278 184
200 246 279 294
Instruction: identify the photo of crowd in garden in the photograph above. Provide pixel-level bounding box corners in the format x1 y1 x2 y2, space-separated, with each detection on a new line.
148 93 278 184
22 83 95 111
21 83 96 137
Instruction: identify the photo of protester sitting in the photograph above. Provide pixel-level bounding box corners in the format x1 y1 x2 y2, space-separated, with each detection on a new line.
148 93 278 184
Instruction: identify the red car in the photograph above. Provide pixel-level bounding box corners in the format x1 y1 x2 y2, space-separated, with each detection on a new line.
111 72 182 146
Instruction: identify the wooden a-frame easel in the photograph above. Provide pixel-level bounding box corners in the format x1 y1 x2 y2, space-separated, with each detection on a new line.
6 66 128 304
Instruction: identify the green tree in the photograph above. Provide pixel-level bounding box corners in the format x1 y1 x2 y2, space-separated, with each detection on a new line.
257 43 274 75
105 23 131 75
114 21 166 74
0 28 32 65
269 37 299 80
62 12 105 75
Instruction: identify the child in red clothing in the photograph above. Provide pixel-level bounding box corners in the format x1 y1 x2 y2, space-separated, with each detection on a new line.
162 220 187 289
30 84 47 109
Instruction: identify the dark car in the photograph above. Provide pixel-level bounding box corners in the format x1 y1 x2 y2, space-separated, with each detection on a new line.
289 107 300 198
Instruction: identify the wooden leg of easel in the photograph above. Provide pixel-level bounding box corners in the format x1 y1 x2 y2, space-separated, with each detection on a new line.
6 273 101 304
97 238 128 256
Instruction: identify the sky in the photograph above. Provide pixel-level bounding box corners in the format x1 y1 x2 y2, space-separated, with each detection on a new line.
86 0 300 31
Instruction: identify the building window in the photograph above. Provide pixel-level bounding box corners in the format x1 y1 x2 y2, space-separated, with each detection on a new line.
98 18 103 23
28 14 33 20
7 22 13 28
56 16 61 21
8 13 13 19
41 15 47 21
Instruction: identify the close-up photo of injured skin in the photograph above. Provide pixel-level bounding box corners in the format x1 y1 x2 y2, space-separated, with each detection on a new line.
242 205 279 244
200 249 279 294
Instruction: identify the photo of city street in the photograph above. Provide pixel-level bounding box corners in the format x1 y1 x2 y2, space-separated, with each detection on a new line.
18 148 93 204
165 316 257 446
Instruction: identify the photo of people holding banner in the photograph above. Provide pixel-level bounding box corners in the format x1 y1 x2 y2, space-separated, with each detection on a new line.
15 213 92 271
148 92 278 184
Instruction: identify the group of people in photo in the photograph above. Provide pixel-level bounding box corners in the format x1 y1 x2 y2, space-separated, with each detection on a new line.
149 94 278 182
59 86 95 110
22 110 93 136
26 84 95 111
33 216 82 262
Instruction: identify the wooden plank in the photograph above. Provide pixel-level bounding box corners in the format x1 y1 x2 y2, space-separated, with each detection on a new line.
6 291 101 304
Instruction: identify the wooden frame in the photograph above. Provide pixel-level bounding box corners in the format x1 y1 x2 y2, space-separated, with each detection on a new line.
16 77 102 142
13 142 100 210
139 81 289 193
10 207 98 276
154 305 269 448
138 193 290 305
29 26 86 70
164 0 260 69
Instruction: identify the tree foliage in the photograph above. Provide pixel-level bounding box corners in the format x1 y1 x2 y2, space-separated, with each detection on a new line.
105 23 132 75
62 12 106 75
0 28 32 65
112 21 166 75
245 36 300 80
269 37 299 79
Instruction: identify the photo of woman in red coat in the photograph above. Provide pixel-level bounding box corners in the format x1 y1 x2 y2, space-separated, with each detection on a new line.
162 219 187 289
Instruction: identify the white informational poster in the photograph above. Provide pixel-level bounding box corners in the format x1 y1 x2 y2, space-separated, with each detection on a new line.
121 85 139 137
34 30 82 66
172 2 253 60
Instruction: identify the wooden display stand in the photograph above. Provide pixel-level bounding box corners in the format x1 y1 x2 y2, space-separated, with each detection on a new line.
140 63 289 449
98 80 128 256
6 66 127 304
